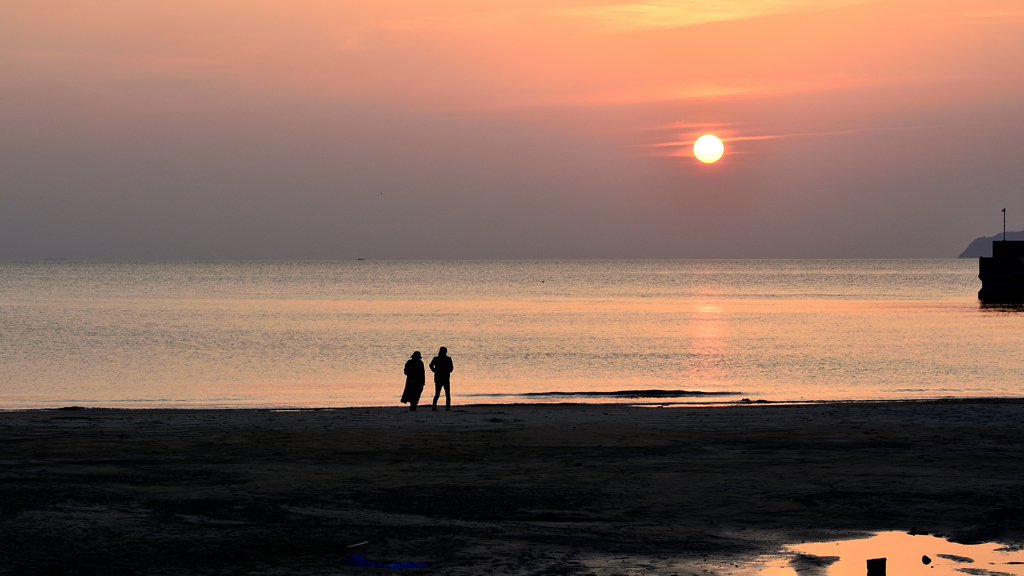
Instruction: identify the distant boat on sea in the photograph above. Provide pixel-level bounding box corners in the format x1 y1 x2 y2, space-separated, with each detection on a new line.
357 258 365 261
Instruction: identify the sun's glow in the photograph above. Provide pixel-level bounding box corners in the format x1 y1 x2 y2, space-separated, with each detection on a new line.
693 135 724 163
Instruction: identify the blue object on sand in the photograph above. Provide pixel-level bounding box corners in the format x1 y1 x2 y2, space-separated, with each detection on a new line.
342 554 429 569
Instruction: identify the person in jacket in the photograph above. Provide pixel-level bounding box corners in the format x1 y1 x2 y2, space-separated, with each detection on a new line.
400 351 425 411
429 347 454 411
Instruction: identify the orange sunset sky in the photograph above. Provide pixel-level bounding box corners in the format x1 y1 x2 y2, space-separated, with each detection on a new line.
2 0 1023 258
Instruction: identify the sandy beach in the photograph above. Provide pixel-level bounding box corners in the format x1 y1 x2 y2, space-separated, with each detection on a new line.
2 400 1023 575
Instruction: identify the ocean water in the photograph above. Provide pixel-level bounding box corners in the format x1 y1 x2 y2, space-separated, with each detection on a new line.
0 260 1020 409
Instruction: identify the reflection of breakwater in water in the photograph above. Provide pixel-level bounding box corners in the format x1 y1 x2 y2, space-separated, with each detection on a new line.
1 259 1023 408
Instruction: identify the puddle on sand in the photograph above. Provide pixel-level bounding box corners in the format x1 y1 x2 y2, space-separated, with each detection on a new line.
759 531 1024 576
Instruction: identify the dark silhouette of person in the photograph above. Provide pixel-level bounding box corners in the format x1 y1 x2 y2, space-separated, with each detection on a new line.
429 347 454 411
400 351 425 411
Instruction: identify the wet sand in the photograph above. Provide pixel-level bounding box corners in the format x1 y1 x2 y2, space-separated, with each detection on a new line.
2 400 1023 575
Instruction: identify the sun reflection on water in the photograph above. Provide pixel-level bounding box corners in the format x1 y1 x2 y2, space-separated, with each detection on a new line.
688 299 730 387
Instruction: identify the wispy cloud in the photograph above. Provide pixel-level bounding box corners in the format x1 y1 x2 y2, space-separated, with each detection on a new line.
644 122 981 155
961 10 1024 18
556 0 872 31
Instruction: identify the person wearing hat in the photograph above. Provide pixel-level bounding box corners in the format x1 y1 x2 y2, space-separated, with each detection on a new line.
401 351 426 411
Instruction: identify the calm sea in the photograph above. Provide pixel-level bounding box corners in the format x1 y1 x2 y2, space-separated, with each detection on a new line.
0 260 1020 409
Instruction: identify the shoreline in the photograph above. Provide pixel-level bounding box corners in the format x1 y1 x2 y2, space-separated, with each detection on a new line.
3 400 1023 574
7 395 1024 412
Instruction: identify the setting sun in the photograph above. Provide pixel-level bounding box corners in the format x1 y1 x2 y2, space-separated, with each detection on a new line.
693 135 724 163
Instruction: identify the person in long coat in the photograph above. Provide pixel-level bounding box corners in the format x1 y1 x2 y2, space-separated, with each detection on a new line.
401 351 425 411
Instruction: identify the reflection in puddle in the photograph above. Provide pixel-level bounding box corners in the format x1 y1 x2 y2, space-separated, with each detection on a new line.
760 532 1024 576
